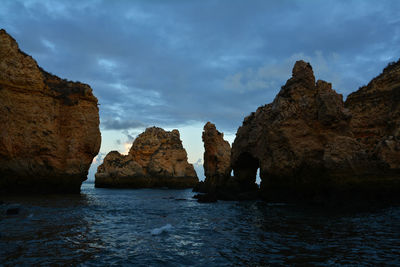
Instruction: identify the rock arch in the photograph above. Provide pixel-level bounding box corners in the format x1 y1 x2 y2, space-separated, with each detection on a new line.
233 152 259 190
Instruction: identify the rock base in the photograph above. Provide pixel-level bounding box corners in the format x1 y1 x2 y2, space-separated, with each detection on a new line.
95 175 198 189
0 174 84 194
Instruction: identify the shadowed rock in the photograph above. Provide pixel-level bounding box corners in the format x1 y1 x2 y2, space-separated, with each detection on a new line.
0 29 101 193
345 60 400 171
229 60 400 204
6 207 20 215
95 127 198 188
193 193 218 203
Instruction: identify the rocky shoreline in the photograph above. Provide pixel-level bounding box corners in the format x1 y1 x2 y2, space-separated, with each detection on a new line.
1 28 399 204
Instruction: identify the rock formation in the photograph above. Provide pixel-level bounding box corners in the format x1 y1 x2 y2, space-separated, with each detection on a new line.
0 29 101 193
95 127 198 188
229 60 400 203
193 122 232 195
194 122 231 193
345 61 400 171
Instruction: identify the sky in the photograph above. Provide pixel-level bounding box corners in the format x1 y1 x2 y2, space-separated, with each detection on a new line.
1 0 399 180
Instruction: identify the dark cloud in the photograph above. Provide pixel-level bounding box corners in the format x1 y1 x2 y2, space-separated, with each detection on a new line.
101 118 145 130
1 0 399 133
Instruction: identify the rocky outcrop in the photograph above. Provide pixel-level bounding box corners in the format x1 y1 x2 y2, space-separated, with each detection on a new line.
95 127 198 188
229 60 400 203
194 122 231 193
0 29 101 193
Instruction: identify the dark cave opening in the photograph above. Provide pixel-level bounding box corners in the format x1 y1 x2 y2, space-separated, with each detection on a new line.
233 152 259 190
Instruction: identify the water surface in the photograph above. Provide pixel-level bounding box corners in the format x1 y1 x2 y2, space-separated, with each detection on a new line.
1 182 399 266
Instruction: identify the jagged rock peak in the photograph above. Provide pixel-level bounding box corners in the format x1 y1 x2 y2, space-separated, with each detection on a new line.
292 60 315 81
276 60 317 101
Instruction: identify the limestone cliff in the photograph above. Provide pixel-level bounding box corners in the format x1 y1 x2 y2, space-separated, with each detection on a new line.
0 29 101 193
95 127 198 188
345 60 400 171
230 60 400 203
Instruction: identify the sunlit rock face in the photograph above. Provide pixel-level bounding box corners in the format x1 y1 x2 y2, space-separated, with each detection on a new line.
95 127 198 188
230 60 400 203
194 122 231 193
0 29 101 193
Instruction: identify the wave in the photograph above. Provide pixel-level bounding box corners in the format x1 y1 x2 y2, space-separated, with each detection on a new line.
150 224 173 235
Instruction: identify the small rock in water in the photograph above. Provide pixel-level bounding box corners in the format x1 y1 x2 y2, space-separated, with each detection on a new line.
6 207 20 215
194 193 218 203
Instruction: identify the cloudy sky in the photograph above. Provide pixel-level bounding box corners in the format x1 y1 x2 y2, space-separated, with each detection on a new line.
1 0 399 180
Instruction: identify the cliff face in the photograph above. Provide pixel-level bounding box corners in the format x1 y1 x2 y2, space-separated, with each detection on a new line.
0 29 101 193
195 122 231 192
230 60 400 203
345 60 400 170
95 127 198 188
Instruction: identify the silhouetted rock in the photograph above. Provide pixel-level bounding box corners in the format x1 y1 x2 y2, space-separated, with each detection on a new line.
0 29 101 193
193 193 218 203
229 60 400 203
95 127 198 188
192 181 206 192
6 207 20 215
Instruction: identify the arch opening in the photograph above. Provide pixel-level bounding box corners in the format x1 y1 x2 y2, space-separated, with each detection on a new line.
233 152 259 190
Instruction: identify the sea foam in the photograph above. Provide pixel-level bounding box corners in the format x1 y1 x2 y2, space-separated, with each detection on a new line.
151 224 173 235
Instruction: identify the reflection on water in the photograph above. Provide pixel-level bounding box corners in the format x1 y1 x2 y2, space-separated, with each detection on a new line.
0 191 103 265
1 182 400 265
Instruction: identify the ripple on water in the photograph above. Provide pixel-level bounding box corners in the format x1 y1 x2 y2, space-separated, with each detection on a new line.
1 183 400 265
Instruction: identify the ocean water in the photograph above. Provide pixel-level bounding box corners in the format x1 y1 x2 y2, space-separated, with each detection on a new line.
1 182 400 266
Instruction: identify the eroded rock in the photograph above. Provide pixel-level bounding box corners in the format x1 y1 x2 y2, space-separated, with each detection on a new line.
345 60 400 170
230 60 400 203
193 193 218 203
194 122 231 193
95 127 198 188
0 29 101 193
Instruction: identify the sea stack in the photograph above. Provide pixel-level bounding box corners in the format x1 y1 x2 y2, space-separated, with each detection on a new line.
95 127 198 188
0 29 101 193
194 122 231 193
230 60 400 203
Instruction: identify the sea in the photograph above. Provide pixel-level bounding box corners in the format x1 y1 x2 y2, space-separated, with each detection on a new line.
1 181 400 266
